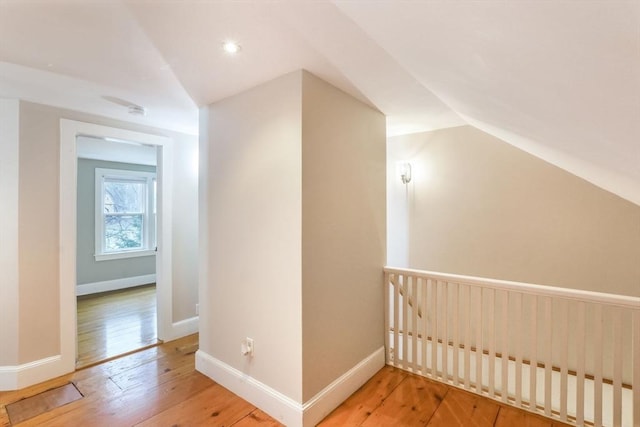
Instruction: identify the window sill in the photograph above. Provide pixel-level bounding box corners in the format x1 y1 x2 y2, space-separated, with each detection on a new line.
95 249 156 262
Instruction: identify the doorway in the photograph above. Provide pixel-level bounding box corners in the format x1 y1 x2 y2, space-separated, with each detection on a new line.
75 136 159 367
59 120 174 374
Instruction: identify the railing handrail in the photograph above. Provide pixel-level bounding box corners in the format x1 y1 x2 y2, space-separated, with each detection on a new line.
384 266 640 310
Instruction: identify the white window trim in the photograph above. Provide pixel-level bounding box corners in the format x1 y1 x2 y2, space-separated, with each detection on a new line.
95 167 156 261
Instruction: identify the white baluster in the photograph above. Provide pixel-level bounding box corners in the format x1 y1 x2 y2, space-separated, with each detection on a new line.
593 304 603 427
576 301 585 426
464 284 472 390
488 288 496 398
559 299 568 421
476 286 483 394
411 275 418 372
613 309 623 427
393 273 400 368
515 292 522 406
431 279 438 378
633 310 640 427
501 290 509 403
529 295 538 412
544 297 552 417
442 281 448 383
422 277 428 375
384 272 390 364
402 274 409 370
452 282 459 386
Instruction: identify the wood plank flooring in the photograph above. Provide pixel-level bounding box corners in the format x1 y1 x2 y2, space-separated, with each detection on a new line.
0 334 572 426
76 284 158 368
319 367 572 427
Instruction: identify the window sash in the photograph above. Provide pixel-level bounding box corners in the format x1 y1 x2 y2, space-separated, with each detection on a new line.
95 168 156 260
103 213 145 253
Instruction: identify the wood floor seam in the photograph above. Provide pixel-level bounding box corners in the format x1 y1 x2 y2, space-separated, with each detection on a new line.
423 384 450 426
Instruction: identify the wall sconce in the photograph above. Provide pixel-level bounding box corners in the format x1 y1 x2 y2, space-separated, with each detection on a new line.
399 162 412 184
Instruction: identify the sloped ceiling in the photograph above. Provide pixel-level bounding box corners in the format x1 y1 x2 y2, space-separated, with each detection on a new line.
0 1 638 205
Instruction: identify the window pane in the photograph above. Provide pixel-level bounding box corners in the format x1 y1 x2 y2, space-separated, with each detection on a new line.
104 214 143 251
104 180 144 213
153 179 157 214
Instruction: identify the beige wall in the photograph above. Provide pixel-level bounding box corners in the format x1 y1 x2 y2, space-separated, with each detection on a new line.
301 72 386 400
18 102 62 362
0 99 20 366
13 101 198 364
388 125 640 297
387 125 640 384
202 71 304 402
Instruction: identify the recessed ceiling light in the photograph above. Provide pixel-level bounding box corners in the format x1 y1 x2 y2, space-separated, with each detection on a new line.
222 41 241 54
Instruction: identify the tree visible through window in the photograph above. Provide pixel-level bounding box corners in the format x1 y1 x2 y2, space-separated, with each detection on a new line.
104 179 145 251
95 168 156 260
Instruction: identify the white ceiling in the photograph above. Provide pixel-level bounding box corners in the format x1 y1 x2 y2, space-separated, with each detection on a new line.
0 1 638 204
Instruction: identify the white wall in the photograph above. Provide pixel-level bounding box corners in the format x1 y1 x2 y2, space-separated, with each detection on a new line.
200 71 304 402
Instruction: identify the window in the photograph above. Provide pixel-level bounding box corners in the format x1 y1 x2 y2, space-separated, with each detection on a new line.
95 168 156 261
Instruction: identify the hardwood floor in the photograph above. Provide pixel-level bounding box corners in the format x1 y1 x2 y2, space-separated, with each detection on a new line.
319 367 572 426
0 334 572 426
76 284 158 368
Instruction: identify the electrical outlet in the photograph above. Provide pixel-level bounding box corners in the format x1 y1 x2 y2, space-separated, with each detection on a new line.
389 347 395 362
241 337 254 357
195 303 199 315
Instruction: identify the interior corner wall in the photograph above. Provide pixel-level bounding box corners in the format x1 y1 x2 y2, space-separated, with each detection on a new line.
300 71 386 401
201 71 304 403
76 159 156 286
387 125 640 297
15 100 198 365
0 99 20 367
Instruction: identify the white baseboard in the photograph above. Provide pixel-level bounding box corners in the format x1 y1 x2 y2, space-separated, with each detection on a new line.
302 346 385 426
195 350 302 425
0 315 198 392
76 274 156 296
0 355 70 391
195 346 385 427
164 316 199 342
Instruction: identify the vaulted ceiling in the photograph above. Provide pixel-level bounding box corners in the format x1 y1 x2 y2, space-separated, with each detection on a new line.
1 1 638 204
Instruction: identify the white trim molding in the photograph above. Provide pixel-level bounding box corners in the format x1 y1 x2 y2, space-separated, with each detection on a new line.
165 317 199 342
76 274 156 296
94 167 157 260
195 346 385 427
195 351 301 426
60 119 174 384
301 346 385 426
0 355 66 391
0 99 20 370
